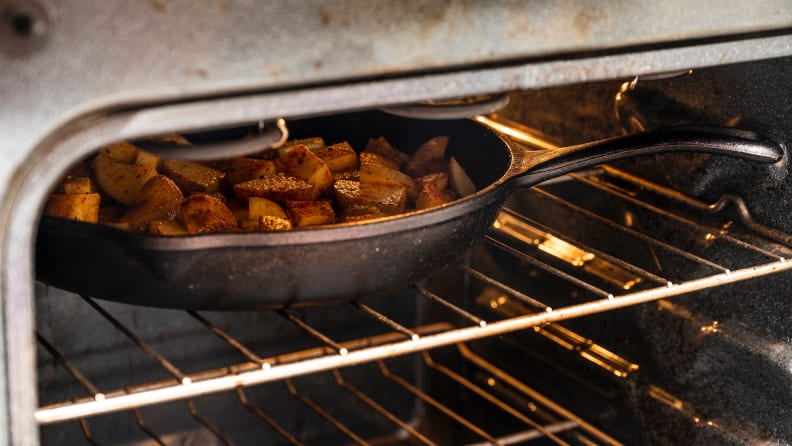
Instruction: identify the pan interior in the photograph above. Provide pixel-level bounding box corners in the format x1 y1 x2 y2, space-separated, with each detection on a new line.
287 110 512 191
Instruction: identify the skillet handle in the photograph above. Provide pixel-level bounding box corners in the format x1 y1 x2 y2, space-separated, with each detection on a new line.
505 125 784 189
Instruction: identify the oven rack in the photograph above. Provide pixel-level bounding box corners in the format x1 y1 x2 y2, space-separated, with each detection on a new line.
35 167 792 441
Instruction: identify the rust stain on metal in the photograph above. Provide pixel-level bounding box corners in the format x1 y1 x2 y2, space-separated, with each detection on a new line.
145 0 166 13
319 7 331 26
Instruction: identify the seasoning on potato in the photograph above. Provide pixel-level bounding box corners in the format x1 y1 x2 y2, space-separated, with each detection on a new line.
44 134 477 233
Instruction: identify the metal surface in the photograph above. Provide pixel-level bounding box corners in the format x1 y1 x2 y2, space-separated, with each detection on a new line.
2 4 792 442
34 112 783 309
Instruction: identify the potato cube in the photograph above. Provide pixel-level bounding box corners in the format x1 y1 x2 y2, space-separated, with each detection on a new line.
333 179 407 214
415 172 448 191
148 220 188 235
63 177 92 194
44 193 101 223
100 142 139 163
280 137 326 152
134 149 160 170
359 151 399 170
416 183 455 210
286 200 335 227
359 163 417 200
278 144 334 198
338 204 388 223
120 175 184 231
226 157 279 185
179 193 238 233
313 141 358 172
93 151 158 205
248 197 287 220
258 215 294 231
233 174 314 203
364 137 409 166
160 159 225 194
404 136 448 177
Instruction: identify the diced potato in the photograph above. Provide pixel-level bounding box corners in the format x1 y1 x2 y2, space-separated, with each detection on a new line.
157 134 191 146
278 144 334 198
134 149 160 170
100 142 139 164
364 137 409 166
415 183 455 210
334 169 359 181
248 197 288 220
404 136 448 177
448 156 476 197
313 142 358 172
286 200 335 227
338 204 389 223
359 151 399 170
148 220 188 235
258 215 294 231
63 177 92 194
233 174 314 203
120 175 184 231
226 199 248 224
279 137 326 153
333 179 407 214
44 193 101 223
415 172 448 191
93 151 158 205
179 193 238 233
225 157 279 185
160 159 225 194
359 163 417 200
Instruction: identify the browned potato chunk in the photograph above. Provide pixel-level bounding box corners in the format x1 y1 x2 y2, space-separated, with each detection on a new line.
415 183 455 210
286 200 335 227
278 144 334 198
63 177 92 194
101 142 139 163
258 215 294 231
415 172 448 191
364 137 409 167
134 149 160 170
93 151 158 206
120 175 184 231
148 220 188 235
338 204 388 223
179 193 238 233
160 159 225 194
313 142 358 172
359 163 417 200
404 136 448 177
233 174 314 203
225 157 279 185
280 137 326 152
359 151 399 170
333 179 407 214
44 193 101 223
248 197 288 220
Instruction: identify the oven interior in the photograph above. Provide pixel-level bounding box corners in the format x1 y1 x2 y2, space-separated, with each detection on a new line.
33 59 792 445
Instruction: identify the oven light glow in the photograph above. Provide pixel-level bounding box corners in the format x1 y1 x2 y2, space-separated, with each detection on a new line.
700 321 720 334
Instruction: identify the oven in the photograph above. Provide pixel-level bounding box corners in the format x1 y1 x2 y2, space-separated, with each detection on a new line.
3 1 792 444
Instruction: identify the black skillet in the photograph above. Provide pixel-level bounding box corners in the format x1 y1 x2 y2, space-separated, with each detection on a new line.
35 110 783 310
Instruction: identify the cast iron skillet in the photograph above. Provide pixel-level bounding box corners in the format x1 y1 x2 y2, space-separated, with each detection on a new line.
35 110 783 310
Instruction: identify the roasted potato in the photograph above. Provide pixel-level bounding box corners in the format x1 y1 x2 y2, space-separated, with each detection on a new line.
286 200 335 227
93 151 158 206
333 179 407 214
119 175 184 231
359 163 417 200
364 137 409 167
160 159 225 194
44 192 101 223
233 174 315 203
225 157 279 185
404 136 448 177
313 142 358 172
278 144 334 199
179 193 238 234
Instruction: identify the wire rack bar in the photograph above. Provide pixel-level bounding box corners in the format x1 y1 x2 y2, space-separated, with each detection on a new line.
81 297 191 385
278 309 349 356
413 285 487 327
188 311 269 368
186 399 235 446
36 332 105 401
236 387 303 446
133 409 166 446
531 187 731 273
35 257 792 424
351 301 420 341
285 379 368 446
